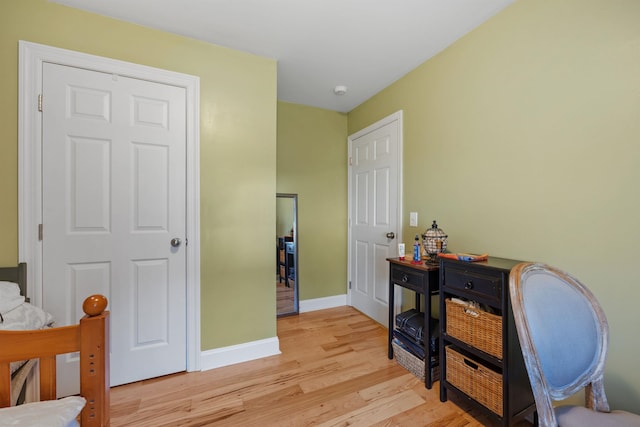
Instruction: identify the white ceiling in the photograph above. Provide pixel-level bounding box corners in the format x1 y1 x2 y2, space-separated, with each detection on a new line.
50 0 515 113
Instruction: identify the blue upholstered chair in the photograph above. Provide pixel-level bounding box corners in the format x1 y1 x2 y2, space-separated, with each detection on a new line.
509 263 640 427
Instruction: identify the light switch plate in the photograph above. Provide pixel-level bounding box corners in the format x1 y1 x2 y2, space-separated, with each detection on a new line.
409 212 418 227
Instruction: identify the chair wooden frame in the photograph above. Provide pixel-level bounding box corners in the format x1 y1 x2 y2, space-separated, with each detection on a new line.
509 262 610 426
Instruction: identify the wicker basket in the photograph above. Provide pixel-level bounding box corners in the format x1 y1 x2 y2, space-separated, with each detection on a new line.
392 340 439 382
446 346 503 416
445 299 502 359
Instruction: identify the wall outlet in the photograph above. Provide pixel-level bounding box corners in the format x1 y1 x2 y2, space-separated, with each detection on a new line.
409 212 418 227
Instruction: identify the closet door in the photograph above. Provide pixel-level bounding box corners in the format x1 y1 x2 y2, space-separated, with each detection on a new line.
42 62 187 394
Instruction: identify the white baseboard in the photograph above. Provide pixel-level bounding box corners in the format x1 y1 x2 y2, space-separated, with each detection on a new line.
200 336 281 371
299 294 347 313
198 295 347 371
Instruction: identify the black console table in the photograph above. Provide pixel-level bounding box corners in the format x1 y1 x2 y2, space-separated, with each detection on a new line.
387 258 439 388
439 256 535 425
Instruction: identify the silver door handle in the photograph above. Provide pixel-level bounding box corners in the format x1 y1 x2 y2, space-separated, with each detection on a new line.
170 238 181 247
386 232 395 239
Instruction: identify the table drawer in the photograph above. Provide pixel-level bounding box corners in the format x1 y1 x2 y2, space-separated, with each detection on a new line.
390 265 425 292
444 266 502 302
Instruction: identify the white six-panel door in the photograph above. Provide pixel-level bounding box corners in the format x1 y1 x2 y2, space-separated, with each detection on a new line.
349 113 401 326
42 62 187 395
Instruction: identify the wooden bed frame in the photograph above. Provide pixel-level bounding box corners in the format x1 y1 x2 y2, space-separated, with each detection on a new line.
0 263 110 426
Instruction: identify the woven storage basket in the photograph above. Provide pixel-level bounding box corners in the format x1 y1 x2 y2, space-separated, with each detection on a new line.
445 298 502 359
392 340 439 382
446 346 503 416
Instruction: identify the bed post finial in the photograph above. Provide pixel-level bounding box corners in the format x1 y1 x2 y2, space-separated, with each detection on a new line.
82 295 108 317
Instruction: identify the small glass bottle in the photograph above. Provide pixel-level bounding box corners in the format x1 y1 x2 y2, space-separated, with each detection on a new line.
413 235 421 261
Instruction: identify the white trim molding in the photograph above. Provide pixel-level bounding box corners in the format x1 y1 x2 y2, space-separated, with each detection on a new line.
200 337 281 371
299 294 347 313
18 40 202 372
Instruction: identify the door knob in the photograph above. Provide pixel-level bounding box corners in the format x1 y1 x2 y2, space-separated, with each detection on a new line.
170 238 181 247
386 232 395 239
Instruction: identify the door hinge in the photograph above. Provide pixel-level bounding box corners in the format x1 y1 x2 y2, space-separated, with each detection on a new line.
349 280 352 289
38 224 43 241
38 94 43 112
348 156 353 166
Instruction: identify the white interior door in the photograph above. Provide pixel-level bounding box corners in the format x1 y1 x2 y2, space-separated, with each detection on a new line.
348 112 402 326
42 62 187 395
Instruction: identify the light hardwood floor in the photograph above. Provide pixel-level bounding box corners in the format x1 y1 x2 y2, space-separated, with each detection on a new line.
110 306 533 426
277 280 295 316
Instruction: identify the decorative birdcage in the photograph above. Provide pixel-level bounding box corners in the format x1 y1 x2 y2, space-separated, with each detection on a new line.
422 220 448 264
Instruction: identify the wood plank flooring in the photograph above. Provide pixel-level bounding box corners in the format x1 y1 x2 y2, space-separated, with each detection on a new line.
110 306 532 426
277 280 295 316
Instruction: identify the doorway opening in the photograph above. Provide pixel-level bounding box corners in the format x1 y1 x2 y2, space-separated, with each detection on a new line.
276 193 298 316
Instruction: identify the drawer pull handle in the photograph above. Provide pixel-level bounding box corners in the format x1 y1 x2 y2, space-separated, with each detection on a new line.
464 280 473 289
463 358 479 370
402 275 408 283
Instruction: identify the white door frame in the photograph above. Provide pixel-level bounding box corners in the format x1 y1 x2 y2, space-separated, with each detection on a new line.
347 111 403 318
17 40 201 372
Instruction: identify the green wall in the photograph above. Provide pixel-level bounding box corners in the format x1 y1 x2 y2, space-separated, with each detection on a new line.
0 0 278 350
348 0 640 412
276 102 348 300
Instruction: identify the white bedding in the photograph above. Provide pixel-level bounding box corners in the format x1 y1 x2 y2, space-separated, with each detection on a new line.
0 302 55 334
0 280 54 337
0 396 85 427
0 281 24 314
0 296 55 375
1 280 56 405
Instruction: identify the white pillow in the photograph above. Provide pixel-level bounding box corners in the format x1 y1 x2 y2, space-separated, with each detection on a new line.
0 396 85 427
1 300 55 375
0 281 25 313
0 302 54 331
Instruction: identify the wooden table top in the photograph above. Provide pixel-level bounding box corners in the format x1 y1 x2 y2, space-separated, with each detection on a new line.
386 257 439 272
